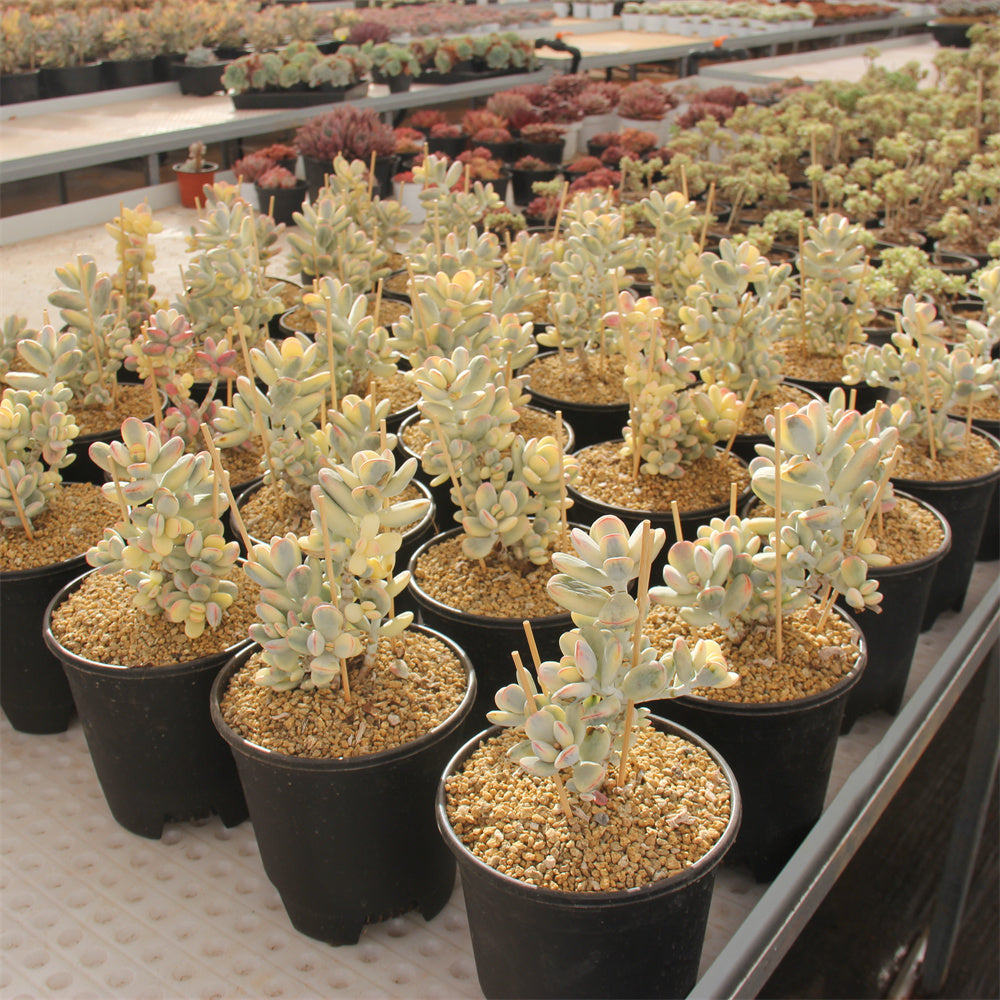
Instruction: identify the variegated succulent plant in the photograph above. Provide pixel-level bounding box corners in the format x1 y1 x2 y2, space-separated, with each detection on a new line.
488 516 736 799
46 255 130 407
651 389 898 634
244 447 427 691
844 294 1000 459
607 291 744 479
86 417 240 639
412 154 506 249
679 239 794 398
0 324 79 531
796 212 875 357
105 200 163 333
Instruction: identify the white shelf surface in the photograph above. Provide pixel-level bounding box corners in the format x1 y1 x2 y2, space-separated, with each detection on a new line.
2 563 994 999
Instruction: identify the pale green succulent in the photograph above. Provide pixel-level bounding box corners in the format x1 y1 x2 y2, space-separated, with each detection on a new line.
963 262 1000 358
87 417 240 640
245 448 427 691
412 154 506 247
0 325 79 530
797 213 876 357
488 515 736 796
651 390 896 632
608 291 743 479
678 239 794 397
184 186 283 265
301 275 395 398
844 294 1000 458
287 192 390 294
1 316 36 381
46 255 129 407
105 200 163 333
540 208 640 358
414 344 576 564
406 228 504 282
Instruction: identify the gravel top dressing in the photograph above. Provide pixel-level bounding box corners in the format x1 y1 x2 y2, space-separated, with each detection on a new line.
445 726 731 892
220 631 467 758
525 351 630 406
893 432 998 482
1 482 110 571
49 567 258 668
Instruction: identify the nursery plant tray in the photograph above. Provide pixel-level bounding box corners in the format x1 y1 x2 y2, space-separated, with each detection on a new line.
231 82 369 109
418 66 526 85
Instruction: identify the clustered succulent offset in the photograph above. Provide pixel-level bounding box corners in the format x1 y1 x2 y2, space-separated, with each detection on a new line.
86 418 240 640
244 448 428 691
105 201 163 333
797 213 876 357
0 324 79 530
488 516 736 797
651 389 899 633
607 291 743 479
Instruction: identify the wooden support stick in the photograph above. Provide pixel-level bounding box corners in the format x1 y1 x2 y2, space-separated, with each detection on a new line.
428 412 472 524
730 481 738 517
552 772 574 824
680 162 689 201
367 150 377 202
200 424 252 553
853 445 901 554
815 585 839 632
521 619 550 697
697 181 716 253
671 500 683 543
919 356 938 462
773 408 784 666
148 367 163 430
372 277 384 329
552 180 569 240
0 451 34 539
848 387 857 411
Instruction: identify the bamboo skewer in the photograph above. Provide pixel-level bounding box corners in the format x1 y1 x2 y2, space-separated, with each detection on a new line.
616 521 654 789
556 410 569 542
773 408 784 666
200 425 252 554
730 481 738 517
522 620 549 698
722 378 759 459
671 500 683 543
696 181 716 253
148 366 163 430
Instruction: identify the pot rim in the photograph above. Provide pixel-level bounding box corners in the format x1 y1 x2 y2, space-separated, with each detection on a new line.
568 439 751 518
867 488 953 577
406 524 577 627
435 715 742 905
172 162 220 175
1 550 88 583
209 624 477 771
42 566 253 675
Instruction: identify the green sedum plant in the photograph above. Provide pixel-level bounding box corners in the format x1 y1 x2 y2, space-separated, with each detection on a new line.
87 418 240 640
244 447 427 691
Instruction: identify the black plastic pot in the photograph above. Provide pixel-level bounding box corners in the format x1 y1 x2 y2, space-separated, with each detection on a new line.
928 19 974 47
1 552 87 733
100 57 155 90
43 569 251 838
972 415 999 561
39 63 103 98
567 440 750 578
426 134 467 159
892 426 1000 628
211 631 476 944
524 372 629 451
784 374 890 415
171 60 227 96
659 614 866 882
511 166 560 204
407 526 574 729
518 138 565 165
254 181 307 226
436 717 741 999
0 69 41 105
842 492 951 732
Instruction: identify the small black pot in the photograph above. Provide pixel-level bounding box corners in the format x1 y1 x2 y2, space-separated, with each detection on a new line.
568 440 750 579
426 134 467 159
518 138 565 165
254 181 307 226
511 166 560 204
43 569 251 838
660 613 866 881
971 415 999 561
39 62 103 98
784 374 891 415
436 717 741 999
0 69 41 105
1 552 87 733
407 526 574 730
172 60 227 96
928 19 974 47
842 492 951 732
892 426 1000 628
100 57 155 90
211 631 476 944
